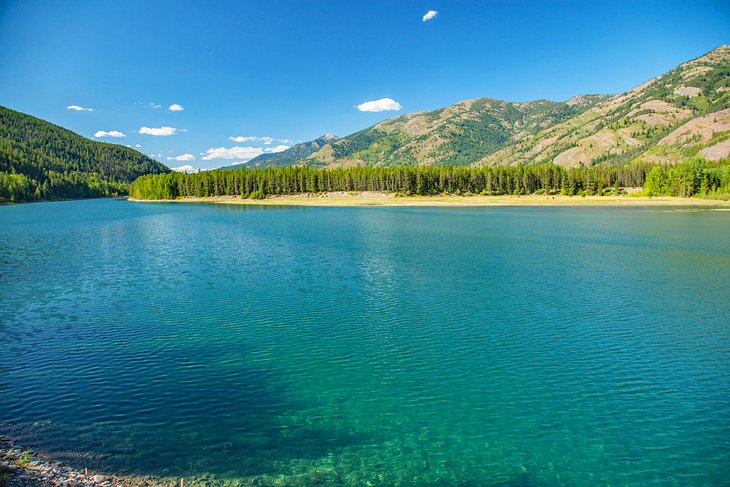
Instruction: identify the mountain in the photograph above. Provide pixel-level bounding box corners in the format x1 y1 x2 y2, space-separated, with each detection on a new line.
224 134 339 170
305 96 608 167
302 45 730 168
0 105 170 202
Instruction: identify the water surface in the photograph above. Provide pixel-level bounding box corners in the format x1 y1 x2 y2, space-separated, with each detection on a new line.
1 199 729 485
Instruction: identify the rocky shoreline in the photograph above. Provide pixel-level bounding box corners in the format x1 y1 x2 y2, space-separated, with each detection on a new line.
0 436 159 487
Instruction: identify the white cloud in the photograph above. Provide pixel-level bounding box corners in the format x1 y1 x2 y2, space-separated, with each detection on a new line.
135 144 142 148
229 136 256 143
94 130 126 138
166 153 195 161
67 105 94 111
356 98 402 112
171 165 197 173
422 10 438 21
265 145 290 153
139 126 177 136
200 143 290 161
148 102 162 109
229 135 293 144
201 146 265 161
169 104 184 111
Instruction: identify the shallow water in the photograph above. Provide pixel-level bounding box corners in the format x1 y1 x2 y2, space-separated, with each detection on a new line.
1 199 729 485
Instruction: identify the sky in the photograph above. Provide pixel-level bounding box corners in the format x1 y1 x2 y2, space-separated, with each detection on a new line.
0 0 728 171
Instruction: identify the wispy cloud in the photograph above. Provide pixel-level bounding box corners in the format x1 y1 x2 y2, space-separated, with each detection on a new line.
67 105 94 111
139 126 177 136
169 104 184 111
94 130 126 138
135 144 142 148
200 144 291 162
166 153 195 161
229 135 292 144
356 98 402 112
148 102 162 109
422 10 438 21
171 165 197 173
201 146 265 161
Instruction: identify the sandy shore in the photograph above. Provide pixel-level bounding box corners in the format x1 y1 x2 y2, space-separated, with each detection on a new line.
129 192 730 207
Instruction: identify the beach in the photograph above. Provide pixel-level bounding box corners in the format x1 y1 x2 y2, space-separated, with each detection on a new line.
129 192 730 207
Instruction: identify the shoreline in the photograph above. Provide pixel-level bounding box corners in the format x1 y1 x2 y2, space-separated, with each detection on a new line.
128 192 730 207
0 435 185 487
0 435 129 487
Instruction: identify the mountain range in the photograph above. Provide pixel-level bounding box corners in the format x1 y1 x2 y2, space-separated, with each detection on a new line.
2 46 728 204
225 133 339 169
237 46 729 169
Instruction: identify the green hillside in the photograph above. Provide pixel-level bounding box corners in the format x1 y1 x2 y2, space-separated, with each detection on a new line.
302 46 730 168
305 96 608 167
476 45 730 168
0 105 170 203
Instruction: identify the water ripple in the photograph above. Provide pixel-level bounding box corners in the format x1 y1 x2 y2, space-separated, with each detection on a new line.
0 201 729 485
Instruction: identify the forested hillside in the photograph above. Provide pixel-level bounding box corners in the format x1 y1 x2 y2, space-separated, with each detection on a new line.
0 106 170 203
305 96 607 167
300 46 730 168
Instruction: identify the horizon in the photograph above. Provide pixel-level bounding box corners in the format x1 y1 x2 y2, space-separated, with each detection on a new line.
1 0 728 171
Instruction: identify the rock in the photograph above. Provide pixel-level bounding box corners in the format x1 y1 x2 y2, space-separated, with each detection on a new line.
0 462 18 474
93 474 106 483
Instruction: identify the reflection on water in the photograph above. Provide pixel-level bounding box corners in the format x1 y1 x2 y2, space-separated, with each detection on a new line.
1 200 729 485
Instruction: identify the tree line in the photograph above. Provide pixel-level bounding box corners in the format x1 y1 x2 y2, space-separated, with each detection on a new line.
0 171 128 203
128 158 730 200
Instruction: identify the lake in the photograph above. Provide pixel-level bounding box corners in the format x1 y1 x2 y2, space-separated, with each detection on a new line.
1 199 729 486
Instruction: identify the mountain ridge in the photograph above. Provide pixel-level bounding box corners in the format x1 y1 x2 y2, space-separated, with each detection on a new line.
300 45 729 169
224 133 339 170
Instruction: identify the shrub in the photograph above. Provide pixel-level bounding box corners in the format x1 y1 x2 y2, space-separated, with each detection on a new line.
16 449 32 468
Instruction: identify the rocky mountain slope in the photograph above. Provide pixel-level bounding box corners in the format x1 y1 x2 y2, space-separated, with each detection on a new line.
303 45 729 168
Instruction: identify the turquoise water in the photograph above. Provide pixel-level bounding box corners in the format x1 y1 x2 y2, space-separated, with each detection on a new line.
1 199 729 486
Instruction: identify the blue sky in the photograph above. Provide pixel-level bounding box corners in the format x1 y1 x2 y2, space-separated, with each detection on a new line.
1 0 728 171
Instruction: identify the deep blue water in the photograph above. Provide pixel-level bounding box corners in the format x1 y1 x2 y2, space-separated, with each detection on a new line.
1 199 729 486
